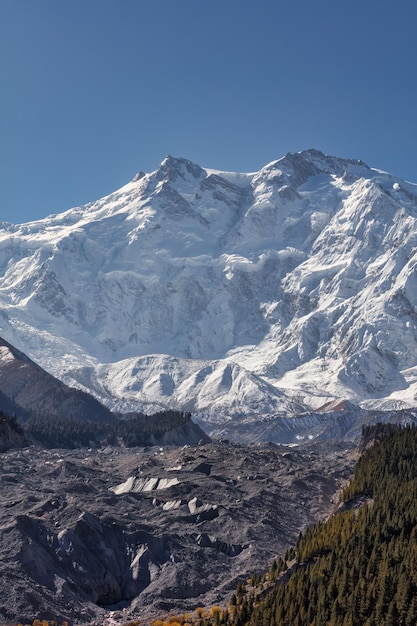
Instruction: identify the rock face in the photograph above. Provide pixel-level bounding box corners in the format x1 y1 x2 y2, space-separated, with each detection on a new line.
0 440 356 624
1 150 417 439
0 336 113 423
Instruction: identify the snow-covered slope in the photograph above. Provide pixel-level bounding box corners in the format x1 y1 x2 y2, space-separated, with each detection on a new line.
1 149 417 437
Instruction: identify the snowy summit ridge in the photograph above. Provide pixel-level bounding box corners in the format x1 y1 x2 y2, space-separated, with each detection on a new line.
1 149 417 437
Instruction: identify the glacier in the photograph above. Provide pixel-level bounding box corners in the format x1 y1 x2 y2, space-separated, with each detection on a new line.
1 149 417 438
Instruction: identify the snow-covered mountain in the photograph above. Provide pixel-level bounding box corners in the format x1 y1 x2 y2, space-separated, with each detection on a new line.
1 149 417 438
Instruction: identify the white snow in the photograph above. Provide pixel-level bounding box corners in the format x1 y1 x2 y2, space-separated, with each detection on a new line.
110 476 180 495
0 346 15 364
1 149 417 436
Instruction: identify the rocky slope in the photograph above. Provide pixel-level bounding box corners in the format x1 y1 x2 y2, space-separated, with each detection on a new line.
1 149 417 439
0 336 114 423
0 440 356 624
0 336 208 447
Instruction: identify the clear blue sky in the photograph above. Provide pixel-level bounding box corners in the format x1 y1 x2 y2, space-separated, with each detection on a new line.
1 0 416 223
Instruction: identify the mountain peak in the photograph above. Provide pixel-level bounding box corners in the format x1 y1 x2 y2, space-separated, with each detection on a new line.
278 148 370 179
299 148 369 171
155 155 205 183
132 171 145 182
255 149 371 193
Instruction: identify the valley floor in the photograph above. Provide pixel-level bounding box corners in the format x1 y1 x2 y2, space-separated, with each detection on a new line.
0 440 356 624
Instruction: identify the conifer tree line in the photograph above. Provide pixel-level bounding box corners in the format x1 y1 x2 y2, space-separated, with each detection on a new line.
0 409 26 450
204 423 417 626
25 410 192 448
0 410 24 431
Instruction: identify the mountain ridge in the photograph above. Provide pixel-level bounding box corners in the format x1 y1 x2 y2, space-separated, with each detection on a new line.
1 149 417 440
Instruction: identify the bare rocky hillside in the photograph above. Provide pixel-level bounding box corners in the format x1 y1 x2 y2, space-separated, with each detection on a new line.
0 440 356 624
